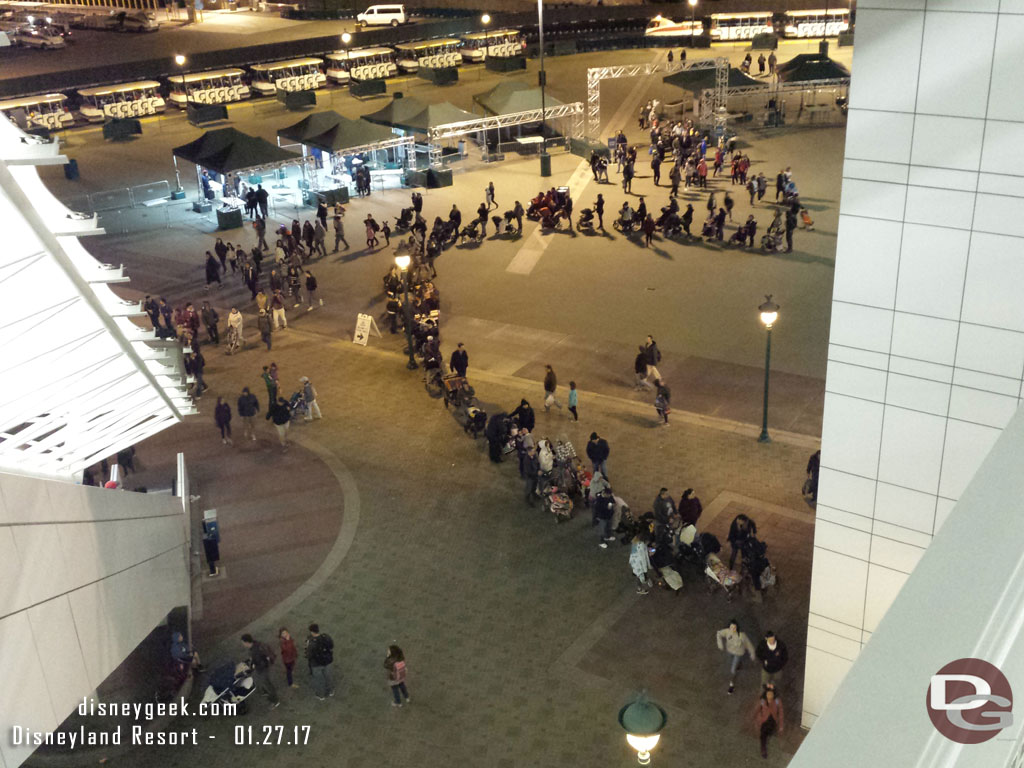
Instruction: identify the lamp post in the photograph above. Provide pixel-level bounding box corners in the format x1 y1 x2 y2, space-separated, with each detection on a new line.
688 0 697 43
757 295 779 444
619 694 667 765
173 55 187 194
395 255 418 370
537 0 550 177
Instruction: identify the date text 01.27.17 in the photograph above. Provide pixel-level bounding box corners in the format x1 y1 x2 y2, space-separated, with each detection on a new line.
235 725 311 745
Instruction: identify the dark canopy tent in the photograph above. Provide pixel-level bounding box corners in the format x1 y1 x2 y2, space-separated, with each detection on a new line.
776 54 851 83
304 118 395 153
662 67 762 95
172 127 300 175
363 96 476 133
472 81 565 116
361 96 431 130
276 111 348 145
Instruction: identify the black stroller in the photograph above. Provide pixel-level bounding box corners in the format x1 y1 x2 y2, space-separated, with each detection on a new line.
201 662 255 714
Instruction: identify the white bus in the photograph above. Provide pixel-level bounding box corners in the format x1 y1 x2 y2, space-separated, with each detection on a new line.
781 9 850 38
395 38 461 73
460 29 523 63
0 93 73 130
325 47 397 82
249 58 326 96
644 15 704 38
77 81 165 123
709 12 774 42
167 69 249 108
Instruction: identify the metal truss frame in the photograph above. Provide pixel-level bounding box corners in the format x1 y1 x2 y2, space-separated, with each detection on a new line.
427 102 584 166
586 57 728 139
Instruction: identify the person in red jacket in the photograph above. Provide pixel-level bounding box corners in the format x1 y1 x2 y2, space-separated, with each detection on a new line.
279 628 299 689
753 683 784 758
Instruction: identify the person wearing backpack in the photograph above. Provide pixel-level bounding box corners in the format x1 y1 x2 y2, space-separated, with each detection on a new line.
241 633 280 708
305 623 335 701
644 335 663 383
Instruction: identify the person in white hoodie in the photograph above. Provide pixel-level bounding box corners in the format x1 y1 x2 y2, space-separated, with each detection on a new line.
716 619 757 694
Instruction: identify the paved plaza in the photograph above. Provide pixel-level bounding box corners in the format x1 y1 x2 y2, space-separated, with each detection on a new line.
23 39 846 767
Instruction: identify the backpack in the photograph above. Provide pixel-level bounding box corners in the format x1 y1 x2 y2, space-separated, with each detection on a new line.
311 634 334 666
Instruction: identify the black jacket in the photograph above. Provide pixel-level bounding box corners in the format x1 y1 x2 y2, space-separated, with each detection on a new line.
593 493 615 520
237 393 259 417
586 438 610 463
267 401 291 425
756 638 788 673
450 348 469 376
634 352 648 375
511 403 535 432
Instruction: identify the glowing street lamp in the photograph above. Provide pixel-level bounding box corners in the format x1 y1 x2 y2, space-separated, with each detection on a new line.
394 255 418 370
619 695 667 765
481 13 491 25
341 31 351 45
688 0 697 41
758 294 780 443
174 53 186 67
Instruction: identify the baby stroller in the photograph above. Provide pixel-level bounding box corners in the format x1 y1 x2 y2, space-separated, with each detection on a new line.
799 207 815 230
288 391 307 420
701 215 716 238
576 207 595 232
541 480 574 521
443 374 476 409
201 662 255 714
459 220 484 243
613 212 637 234
761 229 784 253
394 207 414 232
464 405 487 438
539 208 566 230
728 224 749 246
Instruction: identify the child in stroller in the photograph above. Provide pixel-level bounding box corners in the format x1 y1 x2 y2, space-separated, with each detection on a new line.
729 222 750 246
464 405 487 438
201 662 255 712
701 214 717 238
613 202 637 233
288 391 307 420
394 207 415 231
459 219 483 243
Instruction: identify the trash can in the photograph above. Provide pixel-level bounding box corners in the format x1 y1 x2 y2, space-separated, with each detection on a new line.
216 207 243 230
539 152 551 178
64 158 79 180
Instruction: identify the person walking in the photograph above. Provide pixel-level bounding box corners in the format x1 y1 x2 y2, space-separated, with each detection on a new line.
768 50 777 76
681 204 694 237
717 619 757 694
586 432 610 477
714 207 727 241
697 157 708 188
305 623 335 701
634 345 653 390
754 684 784 759
279 628 299 689
806 449 821 502
644 335 662 383
476 201 489 236
214 397 232 446
650 152 661 186
746 215 758 248
305 270 322 309
254 216 268 251
669 163 681 197
595 193 605 229
485 180 497 210
332 214 349 252
270 290 287 330
724 191 734 221
267 396 292 450
301 377 321 421
449 342 468 377
255 185 269 218
237 387 259 441
654 379 671 426
622 160 634 194
757 53 766 75
312 219 327 258
543 364 562 411
189 350 207 397
241 634 280 709
316 200 328 230
385 645 410 707
201 301 219 345
567 381 579 421
205 251 221 289
258 309 272 351
756 631 788 688
214 237 229 272
365 215 379 250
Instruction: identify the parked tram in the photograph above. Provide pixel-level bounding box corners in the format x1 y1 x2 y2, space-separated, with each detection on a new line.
644 15 704 38
780 9 850 38
0 93 73 129
249 58 326 96
76 81 164 122
460 29 523 63
395 38 461 73
324 48 397 82
167 69 249 108
709 12 774 41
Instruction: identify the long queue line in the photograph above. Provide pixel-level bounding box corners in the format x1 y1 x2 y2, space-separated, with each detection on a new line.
0 29 524 130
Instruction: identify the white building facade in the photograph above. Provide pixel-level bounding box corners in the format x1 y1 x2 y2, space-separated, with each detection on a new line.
803 0 1024 729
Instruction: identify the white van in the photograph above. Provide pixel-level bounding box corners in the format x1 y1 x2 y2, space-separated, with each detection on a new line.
356 4 406 28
